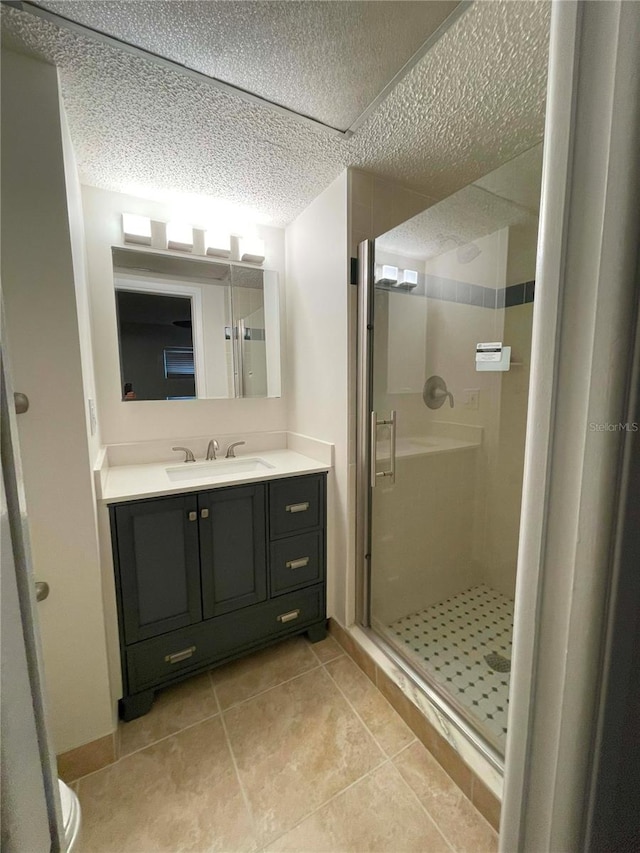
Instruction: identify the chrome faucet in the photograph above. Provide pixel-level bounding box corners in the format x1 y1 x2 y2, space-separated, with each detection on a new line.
225 440 246 458
206 439 219 461
172 446 196 463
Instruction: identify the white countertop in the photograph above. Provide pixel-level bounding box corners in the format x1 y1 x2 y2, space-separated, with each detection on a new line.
99 449 330 504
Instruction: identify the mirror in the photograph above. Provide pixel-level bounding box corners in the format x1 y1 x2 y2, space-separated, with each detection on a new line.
112 247 281 401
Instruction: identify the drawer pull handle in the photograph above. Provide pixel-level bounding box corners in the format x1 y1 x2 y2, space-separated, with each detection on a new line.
286 502 309 513
188 511 197 522
286 557 310 570
164 645 196 664
201 508 209 519
277 609 300 624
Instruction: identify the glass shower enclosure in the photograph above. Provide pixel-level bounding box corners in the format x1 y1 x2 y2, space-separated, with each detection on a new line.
356 148 541 760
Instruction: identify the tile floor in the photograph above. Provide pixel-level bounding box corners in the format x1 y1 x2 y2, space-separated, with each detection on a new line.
387 585 513 749
74 634 498 853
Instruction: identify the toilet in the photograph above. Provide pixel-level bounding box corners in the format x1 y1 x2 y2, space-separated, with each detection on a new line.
58 779 81 851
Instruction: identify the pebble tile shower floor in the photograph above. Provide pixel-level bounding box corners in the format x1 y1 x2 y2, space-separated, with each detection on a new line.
387 584 514 750
71 634 497 852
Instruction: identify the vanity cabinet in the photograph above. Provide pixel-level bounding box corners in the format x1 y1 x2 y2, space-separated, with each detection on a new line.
110 473 326 720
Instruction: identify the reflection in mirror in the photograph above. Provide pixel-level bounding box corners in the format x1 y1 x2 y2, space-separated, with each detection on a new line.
231 265 268 398
112 248 281 400
116 290 197 400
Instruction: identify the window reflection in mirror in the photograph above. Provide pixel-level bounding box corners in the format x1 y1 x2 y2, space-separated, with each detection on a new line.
112 247 281 400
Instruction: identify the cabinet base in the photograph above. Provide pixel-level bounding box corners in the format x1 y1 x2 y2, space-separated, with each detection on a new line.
120 620 328 721
306 621 327 643
119 690 155 722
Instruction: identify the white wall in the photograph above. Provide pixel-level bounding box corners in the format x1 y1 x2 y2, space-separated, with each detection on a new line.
82 186 287 447
285 172 349 622
1 51 113 753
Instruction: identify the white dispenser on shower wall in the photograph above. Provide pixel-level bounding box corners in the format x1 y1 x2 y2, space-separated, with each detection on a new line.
476 341 511 372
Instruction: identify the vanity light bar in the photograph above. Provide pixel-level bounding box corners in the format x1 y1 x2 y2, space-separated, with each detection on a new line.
166 221 194 252
376 264 398 285
400 269 418 285
120 212 264 265
205 229 231 258
122 213 152 245
239 237 266 265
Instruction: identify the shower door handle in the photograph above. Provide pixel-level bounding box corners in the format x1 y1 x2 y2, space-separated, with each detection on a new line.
370 410 397 487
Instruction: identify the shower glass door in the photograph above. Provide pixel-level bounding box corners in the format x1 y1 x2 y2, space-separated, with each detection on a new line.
358 148 541 756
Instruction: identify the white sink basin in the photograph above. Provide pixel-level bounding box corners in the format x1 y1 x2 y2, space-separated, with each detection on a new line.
166 457 275 482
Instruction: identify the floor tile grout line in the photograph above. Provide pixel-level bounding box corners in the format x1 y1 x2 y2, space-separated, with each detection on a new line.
75 708 222 783
217 659 389 849
391 741 499 849
322 658 412 760
119 709 221 759
262 757 392 850
92 652 326 781
387 737 420 763
212 674 261 852
391 762 460 853
216 659 324 713
305 635 345 666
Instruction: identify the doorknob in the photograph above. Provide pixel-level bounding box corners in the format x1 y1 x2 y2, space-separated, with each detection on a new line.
35 581 50 602
14 392 29 414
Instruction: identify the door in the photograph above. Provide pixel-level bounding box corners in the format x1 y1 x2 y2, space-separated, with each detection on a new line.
199 483 267 618
1 326 62 852
113 494 202 643
357 145 540 757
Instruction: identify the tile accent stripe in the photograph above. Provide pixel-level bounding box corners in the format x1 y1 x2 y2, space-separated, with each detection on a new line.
377 273 535 309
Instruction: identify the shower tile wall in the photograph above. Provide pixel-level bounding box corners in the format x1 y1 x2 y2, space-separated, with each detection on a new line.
371 445 481 625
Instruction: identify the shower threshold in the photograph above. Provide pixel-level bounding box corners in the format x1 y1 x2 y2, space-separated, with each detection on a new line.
379 584 514 751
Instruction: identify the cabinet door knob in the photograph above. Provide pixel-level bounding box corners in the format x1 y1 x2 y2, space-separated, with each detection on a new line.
201 508 209 519
286 557 309 570
286 502 309 513
188 511 197 522
164 646 196 664
277 609 301 624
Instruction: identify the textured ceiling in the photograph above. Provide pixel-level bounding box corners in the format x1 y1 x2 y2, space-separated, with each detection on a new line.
1 1 550 227
376 145 542 260
35 0 461 131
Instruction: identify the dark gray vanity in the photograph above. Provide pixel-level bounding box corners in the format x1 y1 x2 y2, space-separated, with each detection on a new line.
109 472 327 720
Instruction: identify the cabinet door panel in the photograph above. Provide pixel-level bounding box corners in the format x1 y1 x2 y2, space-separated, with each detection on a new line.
113 495 201 644
199 484 267 618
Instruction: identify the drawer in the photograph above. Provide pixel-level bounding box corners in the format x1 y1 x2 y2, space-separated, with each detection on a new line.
269 475 324 538
125 622 217 692
126 585 325 693
270 531 323 595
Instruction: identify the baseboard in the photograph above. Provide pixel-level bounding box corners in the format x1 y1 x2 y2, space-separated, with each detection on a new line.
57 732 117 783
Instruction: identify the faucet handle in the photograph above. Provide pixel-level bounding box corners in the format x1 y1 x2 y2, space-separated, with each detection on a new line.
172 446 196 463
225 441 246 458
